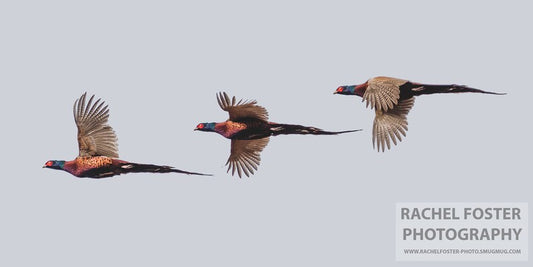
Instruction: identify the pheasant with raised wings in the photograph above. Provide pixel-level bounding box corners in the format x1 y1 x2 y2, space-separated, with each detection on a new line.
334 76 504 152
43 93 210 178
195 92 360 177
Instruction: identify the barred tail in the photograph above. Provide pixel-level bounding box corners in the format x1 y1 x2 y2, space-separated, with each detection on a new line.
410 83 505 96
120 163 211 176
269 123 361 136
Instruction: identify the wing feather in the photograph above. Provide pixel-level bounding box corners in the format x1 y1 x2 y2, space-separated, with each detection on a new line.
364 76 407 112
74 93 119 158
226 138 269 178
217 92 269 121
372 97 415 152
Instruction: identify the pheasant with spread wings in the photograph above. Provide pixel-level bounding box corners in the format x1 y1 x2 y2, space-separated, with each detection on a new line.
195 92 360 177
43 93 210 178
334 76 504 152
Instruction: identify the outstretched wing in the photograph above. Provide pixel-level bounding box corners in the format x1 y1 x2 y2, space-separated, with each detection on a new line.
363 76 407 112
226 137 270 178
372 97 414 152
217 92 269 121
73 93 119 158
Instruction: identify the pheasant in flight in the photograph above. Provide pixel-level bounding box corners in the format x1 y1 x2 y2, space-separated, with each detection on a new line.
334 76 504 152
43 93 210 178
195 92 360 177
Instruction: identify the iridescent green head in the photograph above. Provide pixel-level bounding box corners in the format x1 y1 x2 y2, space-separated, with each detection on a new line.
43 160 65 170
195 122 216 132
334 85 356 95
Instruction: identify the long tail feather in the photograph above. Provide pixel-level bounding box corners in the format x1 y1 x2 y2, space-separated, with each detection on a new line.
119 163 211 176
410 83 505 96
269 123 361 136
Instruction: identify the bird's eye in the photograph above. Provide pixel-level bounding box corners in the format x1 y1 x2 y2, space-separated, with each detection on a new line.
46 161 54 166
196 123 204 129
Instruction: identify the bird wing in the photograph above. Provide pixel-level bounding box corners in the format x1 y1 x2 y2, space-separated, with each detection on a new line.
217 92 269 121
226 137 270 177
73 93 119 158
372 97 415 152
363 76 407 112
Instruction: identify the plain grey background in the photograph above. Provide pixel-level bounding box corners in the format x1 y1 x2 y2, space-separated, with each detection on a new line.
0 0 531 266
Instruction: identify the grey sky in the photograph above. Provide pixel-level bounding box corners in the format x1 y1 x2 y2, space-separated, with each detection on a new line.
0 1 531 266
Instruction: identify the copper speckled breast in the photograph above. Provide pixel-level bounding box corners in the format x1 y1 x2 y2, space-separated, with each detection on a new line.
216 121 247 138
75 156 114 169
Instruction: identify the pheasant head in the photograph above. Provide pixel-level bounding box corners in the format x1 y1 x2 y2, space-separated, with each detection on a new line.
43 160 66 170
334 84 366 97
195 122 217 132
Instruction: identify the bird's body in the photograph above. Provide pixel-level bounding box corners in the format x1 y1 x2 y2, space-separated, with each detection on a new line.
44 93 210 178
335 76 505 152
213 120 354 140
195 92 360 177
65 156 115 177
45 156 203 178
214 120 255 139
